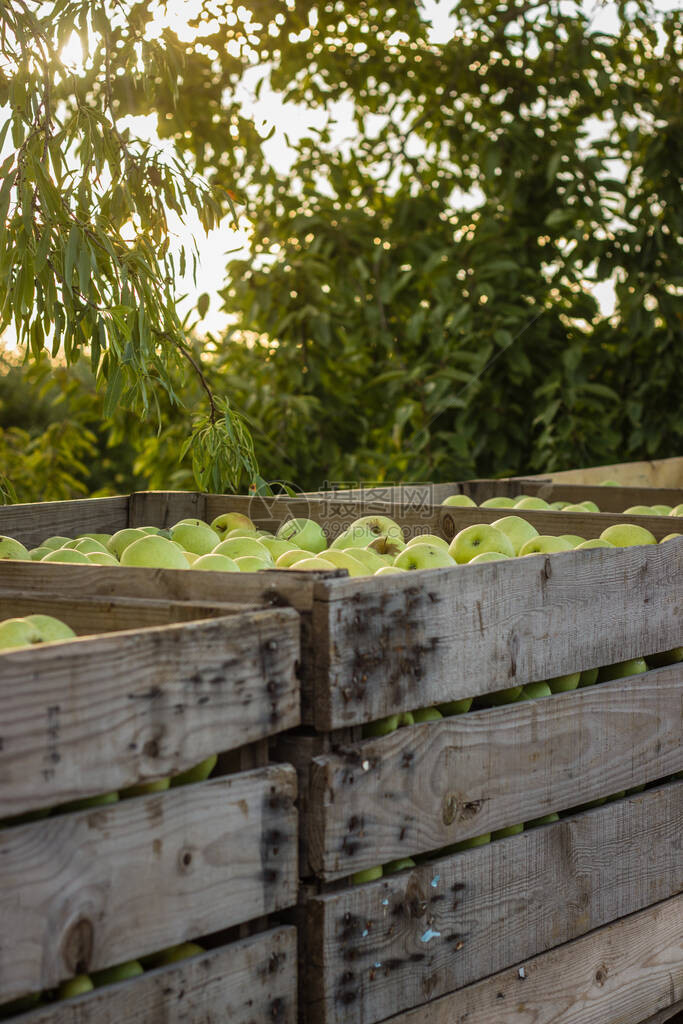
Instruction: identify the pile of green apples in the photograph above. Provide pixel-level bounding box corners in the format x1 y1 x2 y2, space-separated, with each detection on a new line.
442 492 683 517
0 614 75 649
0 943 206 1018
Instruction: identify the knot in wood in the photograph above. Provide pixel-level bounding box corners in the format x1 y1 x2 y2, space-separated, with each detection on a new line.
442 793 458 826
62 917 94 974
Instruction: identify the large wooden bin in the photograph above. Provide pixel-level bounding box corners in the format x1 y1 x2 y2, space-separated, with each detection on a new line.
0 592 300 1022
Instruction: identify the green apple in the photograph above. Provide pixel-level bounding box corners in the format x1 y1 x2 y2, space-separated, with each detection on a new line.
526 812 559 828
59 974 94 999
170 522 220 555
487 685 523 705
646 647 683 668
579 667 599 686
492 823 524 839
352 865 383 884
449 524 515 564
138 526 163 535
259 537 304 560
235 555 272 571
599 524 656 547
367 535 406 557
284 556 336 571
276 518 327 553
562 503 590 513
579 500 600 513
394 542 456 570
73 538 109 555
171 754 217 787
0 536 29 560
152 943 205 966
25 615 76 642
346 547 387 572
92 960 144 987
330 526 376 550
559 534 586 548
576 539 614 549
42 548 92 564
546 671 580 693
320 550 369 576
438 697 473 715
661 533 682 542
121 777 171 798
87 551 120 565
29 546 53 560
41 535 72 550
405 534 450 552
107 528 148 557
670 504 683 516
211 512 256 540
650 505 672 515
549 501 568 510
480 497 516 509
275 549 309 568
374 565 406 575
623 505 652 516
445 833 491 853
78 533 112 544
384 858 416 874
398 711 415 727
491 515 539 555
600 479 620 486
223 527 259 540
598 657 648 682
520 681 552 699
441 494 477 507
518 535 573 556
0 618 42 650
120 536 189 570
514 496 549 510
362 714 399 738
469 551 511 563
58 791 119 813
191 553 240 572
213 537 273 562
411 707 443 723
349 515 405 543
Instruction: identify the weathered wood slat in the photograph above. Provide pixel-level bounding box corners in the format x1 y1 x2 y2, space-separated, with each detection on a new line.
379 895 683 1024
437 505 679 543
311 539 682 729
0 609 300 814
7 925 298 1024
0 497 129 549
0 766 298 1003
307 664 683 878
524 455 683 488
639 1001 683 1024
304 782 683 1024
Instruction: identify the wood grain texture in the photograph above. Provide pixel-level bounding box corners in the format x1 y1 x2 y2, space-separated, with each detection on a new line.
638 1002 683 1024
437 505 679 543
307 664 683 878
311 538 682 729
0 766 298 1003
0 497 129 549
8 926 297 1024
523 456 683 488
0 608 300 815
304 781 683 1024
378 895 683 1024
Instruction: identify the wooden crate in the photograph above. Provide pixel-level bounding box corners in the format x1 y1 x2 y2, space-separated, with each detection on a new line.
521 454 683 488
0 593 300 1019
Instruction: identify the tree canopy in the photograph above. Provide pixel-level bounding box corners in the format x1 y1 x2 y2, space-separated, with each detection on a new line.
1 0 681 499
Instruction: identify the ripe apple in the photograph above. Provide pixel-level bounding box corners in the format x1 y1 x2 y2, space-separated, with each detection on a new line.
487 685 523 705
546 672 580 693
40 535 72 550
349 515 405 543
438 697 473 715
394 543 456 570
152 943 205 965
171 754 217 787
559 534 586 548
661 533 682 542
670 504 683 516
259 537 303 560
520 681 552 699
214 537 273 562
469 551 511 563
120 536 189 570
650 505 672 515
58 975 94 999
374 565 406 575
121 778 171 798
526 812 559 828
191 553 240 572
42 548 92 564
623 505 652 516
352 865 383 884
441 494 477 507
600 479 620 486
362 714 399 738
71 538 109 555
276 518 327 553
29 546 52 560
367 535 406 557
0 536 29 560
579 667 599 686
330 526 377 550
449 524 514 564
384 858 416 874
492 823 524 839
275 549 309 567
346 547 387 572
579 500 600 512
107 528 148 557
170 522 220 555
210 512 256 540
25 615 76 642
518 535 573 556
411 707 443 723
286 557 337 571
599 524 656 547
598 657 647 682
320 550 369 576
92 960 144 987
86 551 119 565
235 555 272 571
444 833 491 853
0 618 42 650
398 711 415 727
646 647 683 668
514 496 549 510
576 539 613 549
491 515 539 555
480 497 516 509
405 534 450 552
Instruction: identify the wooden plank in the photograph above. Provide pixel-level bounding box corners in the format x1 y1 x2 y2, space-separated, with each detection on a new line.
304 782 683 1024
521 456 683 488
0 765 298 1002
0 497 130 549
9 925 297 1024
460 478 683 515
378 896 683 1024
307 664 683 878
639 1002 683 1024
437 505 678 543
312 539 683 729
0 608 300 814
128 490 207 528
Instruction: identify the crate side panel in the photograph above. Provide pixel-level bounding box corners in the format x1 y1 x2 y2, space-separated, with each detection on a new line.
0 497 130 549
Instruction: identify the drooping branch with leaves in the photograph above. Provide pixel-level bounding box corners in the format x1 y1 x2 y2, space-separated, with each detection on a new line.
0 0 261 495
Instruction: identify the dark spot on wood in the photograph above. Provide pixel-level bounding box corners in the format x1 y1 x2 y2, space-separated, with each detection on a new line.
197 695 210 705
143 739 160 758
595 965 608 985
209 675 224 686
430 894 445 903
446 932 462 942
270 997 285 1020
153 838 162 856
399 826 407 841
267 679 280 694
265 640 278 652
268 952 283 974
497 991 505 999
452 882 466 892
173 704 185 715
262 867 279 883
475 600 484 634
410 952 426 962
508 632 520 678
400 751 414 768
384 958 404 971
62 917 94 974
